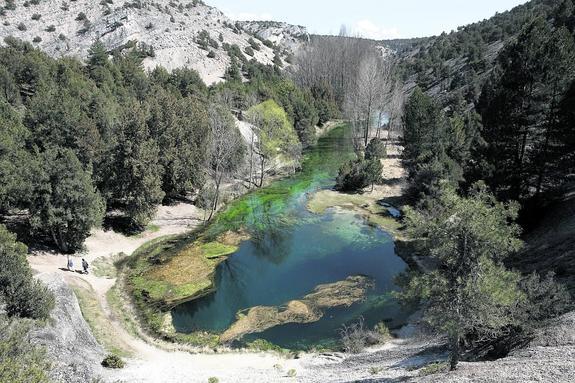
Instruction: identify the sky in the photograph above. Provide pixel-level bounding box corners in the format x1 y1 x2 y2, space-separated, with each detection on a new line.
206 0 529 40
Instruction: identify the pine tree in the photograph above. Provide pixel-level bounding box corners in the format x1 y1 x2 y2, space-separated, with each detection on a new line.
147 87 209 198
400 183 524 370
0 101 35 212
29 147 105 253
104 99 164 227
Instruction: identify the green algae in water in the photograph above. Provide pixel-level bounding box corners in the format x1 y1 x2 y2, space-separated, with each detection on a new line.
171 125 411 348
205 125 355 238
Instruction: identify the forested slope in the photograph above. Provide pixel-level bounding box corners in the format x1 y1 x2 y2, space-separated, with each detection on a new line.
0 37 339 253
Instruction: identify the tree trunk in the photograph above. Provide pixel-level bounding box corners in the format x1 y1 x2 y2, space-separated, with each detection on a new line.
449 333 460 371
259 155 265 188
249 133 255 189
207 165 222 222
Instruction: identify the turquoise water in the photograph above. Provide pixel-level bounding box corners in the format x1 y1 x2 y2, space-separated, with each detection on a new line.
171 126 409 349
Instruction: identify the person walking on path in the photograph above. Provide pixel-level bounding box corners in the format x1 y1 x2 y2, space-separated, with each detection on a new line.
82 258 89 274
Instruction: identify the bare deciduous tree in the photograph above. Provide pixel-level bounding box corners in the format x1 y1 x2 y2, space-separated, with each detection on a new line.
345 53 394 153
206 104 244 221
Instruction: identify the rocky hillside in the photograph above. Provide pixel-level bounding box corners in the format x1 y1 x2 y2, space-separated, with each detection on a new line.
238 20 309 54
0 0 291 84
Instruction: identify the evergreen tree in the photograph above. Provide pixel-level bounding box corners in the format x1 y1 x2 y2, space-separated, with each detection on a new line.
104 100 164 227
29 147 105 253
365 138 387 161
399 183 524 370
478 18 575 201
0 101 35 212
402 88 462 199
147 88 209 198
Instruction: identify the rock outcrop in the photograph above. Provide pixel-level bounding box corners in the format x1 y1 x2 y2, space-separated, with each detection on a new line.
30 273 106 383
238 20 309 53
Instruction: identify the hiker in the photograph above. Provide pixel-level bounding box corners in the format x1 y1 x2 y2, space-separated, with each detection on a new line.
67 257 74 271
82 258 89 274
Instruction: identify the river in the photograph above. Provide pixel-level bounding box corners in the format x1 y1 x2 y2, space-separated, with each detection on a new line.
171 125 409 350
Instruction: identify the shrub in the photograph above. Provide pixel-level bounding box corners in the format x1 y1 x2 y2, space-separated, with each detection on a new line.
0 318 51 383
207 50 216 59
365 138 387 160
76 12 86 21
339 317 381 353
518 272 572 325
369 366 383 375
145 22 154 30
244 46 254 57
248 37 260 51
58 33 67 41
31 13 41 20
207 378 219 383
208 38 219 49
17 22 27 31
101 354 125 369
4 0 16 11
0 225 55 320
287 369 297 377
45 25 56 32
335 159 382 191
374 321 392 340
32 36 42 43
263 39 274 48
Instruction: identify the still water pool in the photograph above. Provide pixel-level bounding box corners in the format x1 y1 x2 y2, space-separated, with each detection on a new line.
171 125 409 349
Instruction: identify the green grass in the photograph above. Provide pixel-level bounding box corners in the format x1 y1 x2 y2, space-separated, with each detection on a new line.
72 284 132 357
92 253 126 279
171 331 220 348
200 241 238 259
106 284 140 338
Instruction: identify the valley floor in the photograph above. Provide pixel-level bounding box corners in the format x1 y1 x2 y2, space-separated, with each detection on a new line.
26 133 575 382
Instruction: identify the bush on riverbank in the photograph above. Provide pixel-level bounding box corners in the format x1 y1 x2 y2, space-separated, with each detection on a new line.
101 354 125 369
335 159 382 192
339 317 387 353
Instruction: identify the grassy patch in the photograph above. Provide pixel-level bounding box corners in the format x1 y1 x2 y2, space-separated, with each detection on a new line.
171 331 220 348
307 190 367 214
418 361 449 376
92 253 126 279
72 283 131 357
106 284 140 338
200 241 238 259
246 339 289 354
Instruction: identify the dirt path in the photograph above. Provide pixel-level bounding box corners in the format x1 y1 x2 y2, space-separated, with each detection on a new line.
27 202 315 382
